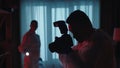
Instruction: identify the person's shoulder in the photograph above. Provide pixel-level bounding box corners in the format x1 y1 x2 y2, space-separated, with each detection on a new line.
35 34 39 37
24 31 31 36
92 29 114 43
22 31 32 39
72 43 82 51
35 34 40 39
94 29 111 39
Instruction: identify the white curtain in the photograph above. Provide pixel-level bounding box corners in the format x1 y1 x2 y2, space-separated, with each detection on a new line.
20 0 100 68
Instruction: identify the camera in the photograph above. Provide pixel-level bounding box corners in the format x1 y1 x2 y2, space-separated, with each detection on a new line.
49 20 73 54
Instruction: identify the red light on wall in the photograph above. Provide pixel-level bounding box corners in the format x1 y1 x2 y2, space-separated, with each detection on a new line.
113 28 120 42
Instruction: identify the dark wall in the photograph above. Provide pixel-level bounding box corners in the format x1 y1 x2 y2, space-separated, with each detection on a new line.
100 0 120 36
0 0 21 68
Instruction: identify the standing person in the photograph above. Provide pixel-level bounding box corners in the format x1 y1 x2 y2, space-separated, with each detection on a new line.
58 10 116 68
18 20 41 68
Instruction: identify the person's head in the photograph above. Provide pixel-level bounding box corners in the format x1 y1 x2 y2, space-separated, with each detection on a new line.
30 20 38 31
66 10 94 42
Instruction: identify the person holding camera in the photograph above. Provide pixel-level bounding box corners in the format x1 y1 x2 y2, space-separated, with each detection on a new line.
50 10 116 68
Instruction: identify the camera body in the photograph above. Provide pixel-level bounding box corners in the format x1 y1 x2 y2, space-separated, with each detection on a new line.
54 20 68 34
49 21 73 54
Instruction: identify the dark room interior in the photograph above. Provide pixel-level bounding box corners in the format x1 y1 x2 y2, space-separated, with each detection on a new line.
0 0 120 68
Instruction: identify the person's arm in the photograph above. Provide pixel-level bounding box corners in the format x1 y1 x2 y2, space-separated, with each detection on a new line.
18 34 28 53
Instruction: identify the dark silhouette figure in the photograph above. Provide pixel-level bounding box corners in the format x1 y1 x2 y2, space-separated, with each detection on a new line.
18 20 41 68
58 10 116 68
49 20 73 54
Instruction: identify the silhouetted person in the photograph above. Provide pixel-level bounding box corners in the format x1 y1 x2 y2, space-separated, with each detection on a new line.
18 20 41 68
58 10 116 68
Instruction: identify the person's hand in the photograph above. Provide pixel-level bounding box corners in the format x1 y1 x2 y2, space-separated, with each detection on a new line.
54 34 73 54
49 42 56 52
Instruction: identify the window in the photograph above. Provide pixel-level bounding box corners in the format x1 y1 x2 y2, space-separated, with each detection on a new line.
20 0 100 65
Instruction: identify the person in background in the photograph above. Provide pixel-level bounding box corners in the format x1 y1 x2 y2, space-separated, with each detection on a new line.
59 10 116 68
18 20 41 68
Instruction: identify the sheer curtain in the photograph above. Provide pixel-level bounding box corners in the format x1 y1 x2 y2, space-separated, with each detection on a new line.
20 0 99 68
